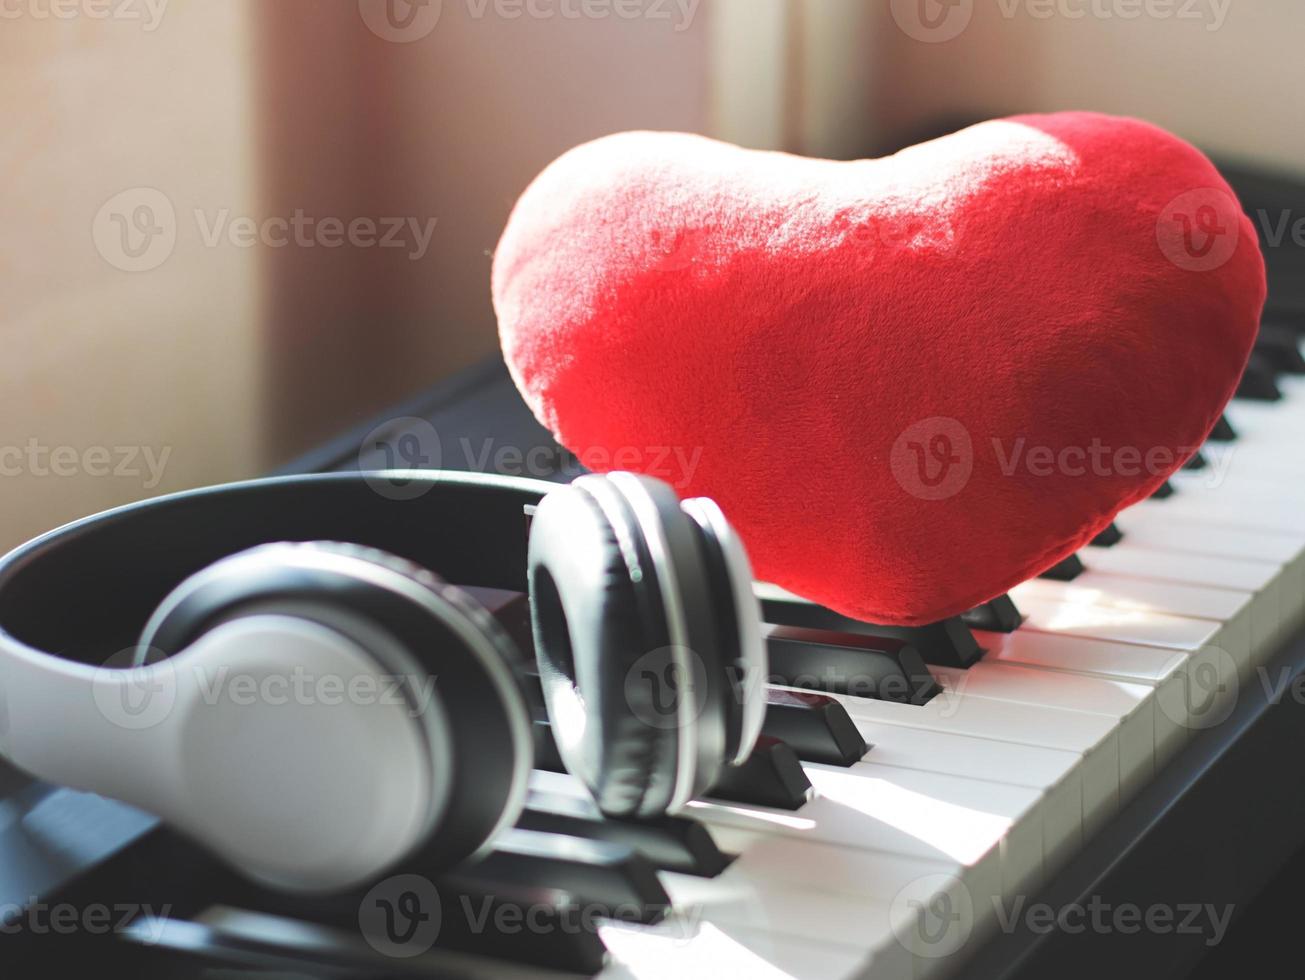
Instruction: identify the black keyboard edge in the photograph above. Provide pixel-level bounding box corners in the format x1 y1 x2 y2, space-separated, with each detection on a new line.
962 621 1305 980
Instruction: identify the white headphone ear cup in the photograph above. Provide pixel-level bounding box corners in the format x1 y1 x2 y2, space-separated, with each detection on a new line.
158 614 452 893
136 541 534 889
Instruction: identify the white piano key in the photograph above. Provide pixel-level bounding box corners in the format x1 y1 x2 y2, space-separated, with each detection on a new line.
976 625 1238 752
1068 548 1284 662
1225 399 1305 437
1013 588 1251 668
532 763 1032 907
1110 512 1305 564
930 663 1155 803
665 836 991 980
801 763 1044 898
599 917 877 980
1130 488 1305 534
784 685 1120 837
652 767 1029 980
1198 441 1305 477
659 871 902 974
1173 468 1305 507
1013 572 1250 623
1107 513 1305 639
820 722 1084 870
1012 572 1256 671
1079 545 1278 593
722 836 984 966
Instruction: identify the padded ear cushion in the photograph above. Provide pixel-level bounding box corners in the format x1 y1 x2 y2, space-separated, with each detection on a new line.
528 484 684 818
138 541 533 871
681 497 767 766
597 473 728 800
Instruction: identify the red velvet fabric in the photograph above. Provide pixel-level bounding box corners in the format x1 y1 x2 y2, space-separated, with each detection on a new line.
493 112 1265 625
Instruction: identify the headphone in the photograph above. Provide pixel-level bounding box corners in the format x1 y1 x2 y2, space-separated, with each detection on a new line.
0 469 765 893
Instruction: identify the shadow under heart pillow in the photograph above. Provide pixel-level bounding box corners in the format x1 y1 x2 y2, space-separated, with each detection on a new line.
492 111 1266 626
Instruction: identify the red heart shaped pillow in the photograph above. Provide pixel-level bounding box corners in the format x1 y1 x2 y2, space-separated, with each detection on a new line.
492 112 1265 626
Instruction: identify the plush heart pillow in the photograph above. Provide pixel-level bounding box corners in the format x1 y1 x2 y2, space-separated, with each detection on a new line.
492 112 1265 626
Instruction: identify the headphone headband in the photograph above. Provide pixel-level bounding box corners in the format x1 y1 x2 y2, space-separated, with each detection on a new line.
0 470 554 666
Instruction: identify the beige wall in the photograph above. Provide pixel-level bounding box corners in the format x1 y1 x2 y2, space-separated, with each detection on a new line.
0 0 712 551
259 0 712 457
0 1 262 551
870 1 1305 173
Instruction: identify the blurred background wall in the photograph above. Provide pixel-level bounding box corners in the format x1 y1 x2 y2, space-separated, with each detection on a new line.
1 0 1300 550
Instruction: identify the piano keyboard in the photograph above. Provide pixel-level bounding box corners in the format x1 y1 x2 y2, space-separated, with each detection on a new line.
0 315 1295 980
63 333 1300 980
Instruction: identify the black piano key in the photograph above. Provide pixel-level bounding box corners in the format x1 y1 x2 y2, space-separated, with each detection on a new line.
1182 450 1209 471
467 828 671 925
1257 323 1305 374
532 718 567 774
518 791 731 877
1235 352 1284 401
763 688 869 766
1151 480 1176 500
758 591 981 668
1040 553 1085 581
961 594 1023 633
707 735 813 810
1262 309 1305 336
1208 414 1238 442
1090 523 1124 547
764 625 939 703
124 896 607 976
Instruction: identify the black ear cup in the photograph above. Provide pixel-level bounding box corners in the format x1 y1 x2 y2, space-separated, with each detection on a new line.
138 541 534 878
680 497 767 765
528 482 684 817
528 473 764 819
